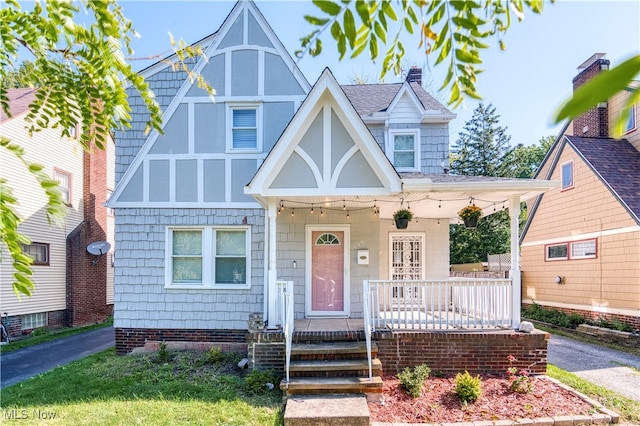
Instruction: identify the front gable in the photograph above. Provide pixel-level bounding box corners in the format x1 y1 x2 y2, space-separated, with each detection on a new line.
386 83 424 123
109 0 310 208
246 69 402 198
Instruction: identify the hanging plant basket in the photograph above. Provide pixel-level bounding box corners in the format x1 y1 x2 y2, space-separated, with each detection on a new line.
393 209 413 230
458 205 482 229
395 218 409 229
463 217 478 229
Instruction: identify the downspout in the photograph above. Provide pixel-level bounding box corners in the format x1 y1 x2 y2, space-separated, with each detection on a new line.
510 195 521 329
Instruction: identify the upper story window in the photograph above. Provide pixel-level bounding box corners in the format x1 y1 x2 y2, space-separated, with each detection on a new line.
561 160 573 190
54 169 72 204
167 226 251 289
623 104 636 134
227 104 262 152
21 242 50 266
388 129 420 171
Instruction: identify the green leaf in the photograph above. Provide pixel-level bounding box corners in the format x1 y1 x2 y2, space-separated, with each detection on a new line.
374 21 387 43
355 1 371 25
343 9 356 47
313 0 343 16
435 37 451 66
304 15 330 26
554 55 640 124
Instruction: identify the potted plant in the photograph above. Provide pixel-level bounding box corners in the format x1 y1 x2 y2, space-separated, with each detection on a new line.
393 209 413 229
458 205 482 228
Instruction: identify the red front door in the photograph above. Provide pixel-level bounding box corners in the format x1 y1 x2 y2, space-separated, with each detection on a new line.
311 231 344 312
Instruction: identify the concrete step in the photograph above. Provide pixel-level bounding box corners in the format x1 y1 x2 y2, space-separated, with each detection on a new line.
283 394 369 426
289 358 382 376
281 376 383 402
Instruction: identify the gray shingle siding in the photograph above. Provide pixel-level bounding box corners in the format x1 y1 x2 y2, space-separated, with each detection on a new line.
114 208 265 330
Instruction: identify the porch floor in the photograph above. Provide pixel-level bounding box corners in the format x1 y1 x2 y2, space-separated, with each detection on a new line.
294 318 364 332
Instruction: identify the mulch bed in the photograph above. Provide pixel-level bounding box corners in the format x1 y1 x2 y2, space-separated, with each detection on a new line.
369 373 596 424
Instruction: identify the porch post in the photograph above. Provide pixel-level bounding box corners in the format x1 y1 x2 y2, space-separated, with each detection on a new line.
267 199 278 329
509 195 521 329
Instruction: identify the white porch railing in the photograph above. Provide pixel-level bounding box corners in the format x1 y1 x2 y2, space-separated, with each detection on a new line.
363 280 373 381
276 280 294 387
364 278 513 330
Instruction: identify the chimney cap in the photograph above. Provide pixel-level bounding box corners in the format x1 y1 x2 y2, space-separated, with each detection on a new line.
577 53 607 70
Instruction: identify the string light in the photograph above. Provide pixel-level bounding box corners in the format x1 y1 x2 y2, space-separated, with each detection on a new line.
291 208 295 217
437 219 441 226
342 200 346 210
346 211 350 219
310 204 314 214
320 208 324 216
438 200 441 208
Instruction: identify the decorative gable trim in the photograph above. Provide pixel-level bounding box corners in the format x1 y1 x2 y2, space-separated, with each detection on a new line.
109 0 310 207
246 68 402 198
387 83 424 123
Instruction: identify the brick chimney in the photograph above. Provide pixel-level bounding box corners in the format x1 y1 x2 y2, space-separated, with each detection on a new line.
406 66 422 86
572 53 610 137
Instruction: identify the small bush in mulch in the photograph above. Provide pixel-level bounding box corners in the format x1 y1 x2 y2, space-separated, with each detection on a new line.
454 370 482 404
397 363 431 398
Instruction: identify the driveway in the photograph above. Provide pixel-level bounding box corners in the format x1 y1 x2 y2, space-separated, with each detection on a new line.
547 333 640 402
0 327 114 389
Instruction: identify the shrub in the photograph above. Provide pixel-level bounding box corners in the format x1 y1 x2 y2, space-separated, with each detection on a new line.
204 347 224 364
454 371 482 404
506 355 532 394
591 318 634 333
398 364 431 398
244 369 277 395
155 341 172 364
522 303 585 329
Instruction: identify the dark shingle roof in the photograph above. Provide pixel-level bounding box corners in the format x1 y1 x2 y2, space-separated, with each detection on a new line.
0 88 36 123
341 82 451 117
566 135 640 219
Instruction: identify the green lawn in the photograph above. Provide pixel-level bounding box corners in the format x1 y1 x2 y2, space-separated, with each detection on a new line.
547 364 640 424
1 349 283 425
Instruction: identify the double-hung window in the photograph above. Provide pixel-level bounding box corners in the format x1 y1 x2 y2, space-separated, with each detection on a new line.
227 104 261 152
21 242 50 266
54 169 72 204
167 226 251 289
388 130 420 171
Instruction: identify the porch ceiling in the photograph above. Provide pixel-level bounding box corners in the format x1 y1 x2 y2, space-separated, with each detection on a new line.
267 174 559 221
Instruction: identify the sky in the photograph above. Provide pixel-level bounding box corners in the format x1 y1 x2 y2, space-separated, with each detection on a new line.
116 0 640 147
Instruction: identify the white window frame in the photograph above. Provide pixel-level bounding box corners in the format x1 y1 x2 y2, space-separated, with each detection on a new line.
165 226 251 290
560 160 574 191
623 103 636 134
226 103 262 153
54 168 72 204
570 239 597 259
387 129 420 171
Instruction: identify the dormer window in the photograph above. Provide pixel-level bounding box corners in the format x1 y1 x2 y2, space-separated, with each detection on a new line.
227 104 262 152
388 129 420 171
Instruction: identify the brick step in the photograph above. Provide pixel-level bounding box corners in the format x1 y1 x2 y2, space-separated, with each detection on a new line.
281 376 383 402
289 358 382 377
291 341 376 357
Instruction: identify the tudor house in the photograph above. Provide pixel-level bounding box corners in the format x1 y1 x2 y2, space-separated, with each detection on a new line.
0 89 115 338
521 54 640 330
108 1 556 396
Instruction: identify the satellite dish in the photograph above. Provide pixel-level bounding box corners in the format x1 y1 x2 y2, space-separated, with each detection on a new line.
87 241 111 255
87 241 111 266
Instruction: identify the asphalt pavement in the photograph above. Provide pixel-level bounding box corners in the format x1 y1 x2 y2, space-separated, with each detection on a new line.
0 326 114 389
547 333 640 402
